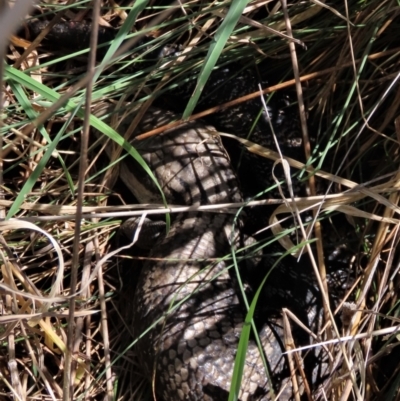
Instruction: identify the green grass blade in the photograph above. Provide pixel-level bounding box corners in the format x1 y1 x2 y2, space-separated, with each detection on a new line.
6 99 81 219
9 80 76 196
228 250 289 401
4 65 169 222
183 0 249 118
94 0 150 80
228 261 271 401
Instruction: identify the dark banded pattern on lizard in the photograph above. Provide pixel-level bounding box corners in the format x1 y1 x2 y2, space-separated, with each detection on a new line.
112 107 295 400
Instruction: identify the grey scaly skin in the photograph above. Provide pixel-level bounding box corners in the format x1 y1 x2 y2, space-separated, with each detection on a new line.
113 107 294 400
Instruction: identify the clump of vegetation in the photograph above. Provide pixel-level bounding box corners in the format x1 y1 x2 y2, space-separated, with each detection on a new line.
1 0 400 400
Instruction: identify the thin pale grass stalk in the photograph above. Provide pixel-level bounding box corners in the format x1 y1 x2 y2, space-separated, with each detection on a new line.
282 311 306 401
86 94 119 401
364 221 400 335
0 371 24 401
285 324 400 355
93 234 114 401
81 240 94 401
87 131 122 399
2 258 23 400
83 4 105 401
63 0 102 399
283 307 335 368
20 322 61 400
281 10 333 378
0 310 98 323
0 181 397 221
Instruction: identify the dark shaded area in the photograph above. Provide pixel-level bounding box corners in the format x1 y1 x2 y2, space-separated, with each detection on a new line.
24 19 116 51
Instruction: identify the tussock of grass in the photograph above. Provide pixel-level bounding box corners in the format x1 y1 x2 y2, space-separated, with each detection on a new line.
1 0 400 400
